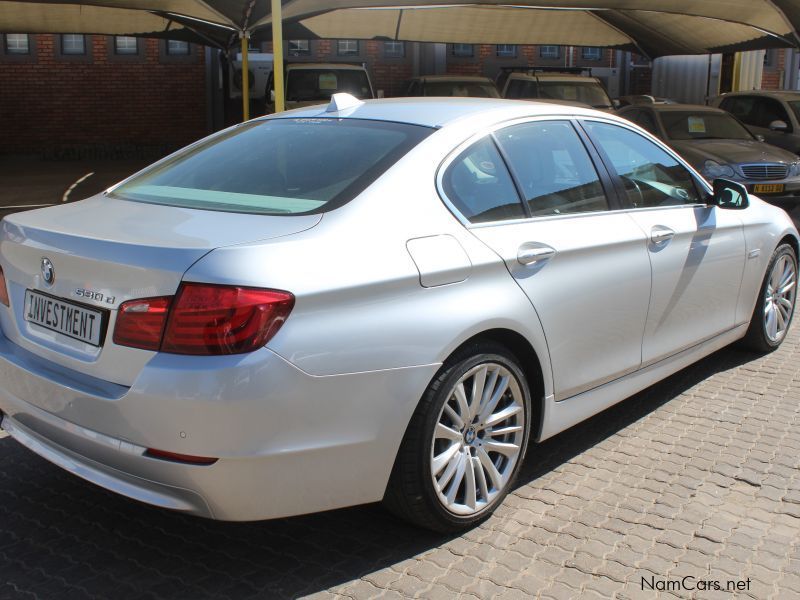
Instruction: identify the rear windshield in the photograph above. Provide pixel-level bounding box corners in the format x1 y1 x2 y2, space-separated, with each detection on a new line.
537 81 613 109
110 118 432 215
287 69 373 102
423 81 500 98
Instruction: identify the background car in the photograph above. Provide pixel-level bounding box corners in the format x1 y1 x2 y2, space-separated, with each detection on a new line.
713 90 800 154
617 95 677 107
620 103 800 201
403 75 500 98
499 67 615 111
265 63 374 113
0 97 796 533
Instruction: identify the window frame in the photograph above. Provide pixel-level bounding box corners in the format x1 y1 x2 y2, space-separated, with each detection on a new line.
166 39 190 55
4 33 30 55
581 47 603 61
539 45 561 60
337 39 360 56
576 117 711 211
436 116 622 228
60 34 86 55
451 43 474 58
287 39 310 56
383 40 405 58
495 44 517 58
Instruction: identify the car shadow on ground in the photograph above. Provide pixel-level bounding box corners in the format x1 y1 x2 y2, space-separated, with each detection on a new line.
0 344 762 599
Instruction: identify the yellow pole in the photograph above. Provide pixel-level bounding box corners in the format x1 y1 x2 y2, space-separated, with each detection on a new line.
271 0 285 112
240 33 250 121
731 52 742 92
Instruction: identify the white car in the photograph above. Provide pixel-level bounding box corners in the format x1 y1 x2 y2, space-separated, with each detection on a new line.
0 96 796 532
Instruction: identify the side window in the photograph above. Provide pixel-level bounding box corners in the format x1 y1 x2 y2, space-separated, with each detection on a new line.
442 136 525 224
754 98 791 129
494 121 609 216
582 121 702 208
722 96 756 125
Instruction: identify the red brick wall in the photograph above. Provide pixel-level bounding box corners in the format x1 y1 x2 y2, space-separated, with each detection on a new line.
0 34 207 156
760 49 786 90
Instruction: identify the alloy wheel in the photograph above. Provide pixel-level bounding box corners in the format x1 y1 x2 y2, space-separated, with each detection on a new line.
764 253 797 343
430 362 525 516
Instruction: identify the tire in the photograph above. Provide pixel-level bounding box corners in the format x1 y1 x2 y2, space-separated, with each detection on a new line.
383 342 532 532
741 243 797 352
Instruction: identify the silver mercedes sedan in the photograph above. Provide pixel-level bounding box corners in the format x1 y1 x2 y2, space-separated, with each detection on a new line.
0 96 797 532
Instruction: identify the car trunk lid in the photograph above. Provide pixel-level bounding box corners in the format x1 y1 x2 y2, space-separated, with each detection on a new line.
0 194 321 386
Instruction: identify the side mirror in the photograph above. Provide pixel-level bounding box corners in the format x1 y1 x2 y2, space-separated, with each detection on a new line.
708 178 749 210
612 99 621 109
755 134 766 142
270 89 276 102
769 120 789 132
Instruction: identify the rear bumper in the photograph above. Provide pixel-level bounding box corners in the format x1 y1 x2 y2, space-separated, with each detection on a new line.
0 332 439 520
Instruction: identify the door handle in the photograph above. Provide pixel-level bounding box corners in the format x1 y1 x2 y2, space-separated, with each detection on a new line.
517 244 556 266
650 226 675 244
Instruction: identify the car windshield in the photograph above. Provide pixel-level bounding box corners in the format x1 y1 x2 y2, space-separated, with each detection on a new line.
660 111 753 141
423 81 500 98
286 69 372 102
536 80 613 108
109 118 432 215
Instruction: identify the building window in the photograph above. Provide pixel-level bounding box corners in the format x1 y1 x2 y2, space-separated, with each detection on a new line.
582 47 602 61
384 40 405 58
764 49 777 68
539 45 560 59
4 34 29 55
496 44 517 58
337 39 359 56
167 39 190 55
452 43 473 58
114 36 138 55
288 40 310 56
61 34 86 55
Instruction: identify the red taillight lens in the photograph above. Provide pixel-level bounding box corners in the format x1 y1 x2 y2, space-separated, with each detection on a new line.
0 265 10 307
113 296 172 351
160 283 294 355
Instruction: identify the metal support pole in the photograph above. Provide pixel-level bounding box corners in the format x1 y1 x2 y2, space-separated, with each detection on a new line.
240 33 250 121
271 0 285 112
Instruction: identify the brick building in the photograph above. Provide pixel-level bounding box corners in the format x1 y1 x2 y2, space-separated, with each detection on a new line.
0 32 796 156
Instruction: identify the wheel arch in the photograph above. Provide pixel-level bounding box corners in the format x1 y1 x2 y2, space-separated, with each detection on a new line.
443 328 547 441
778 232 799 259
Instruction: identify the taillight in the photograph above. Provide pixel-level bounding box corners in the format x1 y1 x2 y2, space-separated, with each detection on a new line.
144 448 218 465
113 296 172 351
0 265 9 307
161 283 294 355
113 283 294 355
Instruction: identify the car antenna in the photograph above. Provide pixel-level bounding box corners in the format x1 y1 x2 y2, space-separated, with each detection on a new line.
326 93 364 113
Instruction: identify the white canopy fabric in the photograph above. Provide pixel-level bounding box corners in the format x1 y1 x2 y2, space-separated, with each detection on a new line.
1 0 800 57
268 6 792 57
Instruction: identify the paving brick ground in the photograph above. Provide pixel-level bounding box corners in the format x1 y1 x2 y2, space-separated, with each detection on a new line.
1 323 799 599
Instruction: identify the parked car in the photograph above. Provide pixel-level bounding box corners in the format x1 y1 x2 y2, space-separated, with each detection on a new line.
500 68 615 111
713 90 800 154
619 103 800 200
265 62 374 113
403 75 500 98
0 96 796 532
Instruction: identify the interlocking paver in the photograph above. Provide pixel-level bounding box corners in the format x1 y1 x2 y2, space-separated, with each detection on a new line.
2 306 800 599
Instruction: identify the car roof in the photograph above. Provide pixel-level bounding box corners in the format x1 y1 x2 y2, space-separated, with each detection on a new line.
269 97 612 128
286 63 366 71
634 103 726 114
412 75 494 83
507 72 600 82
721 90 800 100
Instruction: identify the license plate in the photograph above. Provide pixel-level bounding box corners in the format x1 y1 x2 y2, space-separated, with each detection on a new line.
24 290 106 346
753 183 785 194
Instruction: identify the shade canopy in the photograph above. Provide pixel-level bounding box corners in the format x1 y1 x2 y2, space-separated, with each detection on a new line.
1 0 800 57
264 6 792 58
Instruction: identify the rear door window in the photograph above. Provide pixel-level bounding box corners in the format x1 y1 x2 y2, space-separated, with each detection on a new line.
442 137 525 223
494 121 609 216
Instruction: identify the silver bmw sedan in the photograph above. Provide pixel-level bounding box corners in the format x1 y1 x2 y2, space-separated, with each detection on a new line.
0 96 797 532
